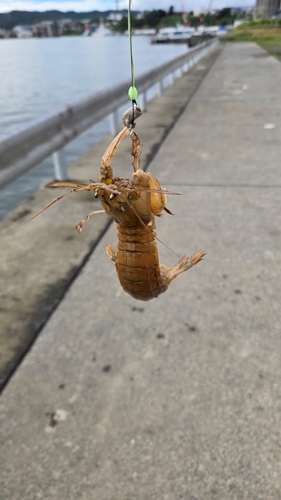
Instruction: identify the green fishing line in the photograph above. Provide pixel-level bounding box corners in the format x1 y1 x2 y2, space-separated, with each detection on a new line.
127 0 138 101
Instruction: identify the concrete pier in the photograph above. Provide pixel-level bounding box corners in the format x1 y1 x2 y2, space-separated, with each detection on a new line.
0 44 221 390
1 43 281 499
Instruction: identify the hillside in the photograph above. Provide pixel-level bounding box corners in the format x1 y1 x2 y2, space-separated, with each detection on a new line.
0 10 130 30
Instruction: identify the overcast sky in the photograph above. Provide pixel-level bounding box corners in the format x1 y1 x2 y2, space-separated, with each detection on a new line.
0 0 254 15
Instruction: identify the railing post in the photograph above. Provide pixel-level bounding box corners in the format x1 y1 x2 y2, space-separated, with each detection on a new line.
52 148 68 180
138 92 147 111
169 72 174 85
158 79 163 96
109 110 119 136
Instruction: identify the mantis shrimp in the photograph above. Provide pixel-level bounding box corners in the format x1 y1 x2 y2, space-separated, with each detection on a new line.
11 106 206 301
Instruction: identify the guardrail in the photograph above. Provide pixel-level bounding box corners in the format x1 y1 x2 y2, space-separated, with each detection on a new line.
0 38 218 190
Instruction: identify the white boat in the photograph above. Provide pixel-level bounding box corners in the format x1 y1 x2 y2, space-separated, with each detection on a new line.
133 29 156 36
151 25 195 44
82 26 92 36
93 19 112 36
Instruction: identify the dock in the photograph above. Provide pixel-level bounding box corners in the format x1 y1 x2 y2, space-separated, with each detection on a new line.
1 42 281 499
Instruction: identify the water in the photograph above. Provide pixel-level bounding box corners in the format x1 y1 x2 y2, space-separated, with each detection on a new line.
0 35 188 219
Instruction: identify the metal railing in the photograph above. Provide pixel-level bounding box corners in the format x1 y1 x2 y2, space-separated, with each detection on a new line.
0 38 218 190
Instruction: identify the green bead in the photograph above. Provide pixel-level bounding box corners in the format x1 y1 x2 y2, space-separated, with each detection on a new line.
128 86 138 100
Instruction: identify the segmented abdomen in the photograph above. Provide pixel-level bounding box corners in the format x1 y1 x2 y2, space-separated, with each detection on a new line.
115 224 168 301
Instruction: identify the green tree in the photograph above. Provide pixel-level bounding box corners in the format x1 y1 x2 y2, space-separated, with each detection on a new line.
187 13 201 27
118 15 128 31
144 9 166 27
133 18 145 28
217 8 232 18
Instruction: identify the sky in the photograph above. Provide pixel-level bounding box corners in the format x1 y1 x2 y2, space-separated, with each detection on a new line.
0 0 254 15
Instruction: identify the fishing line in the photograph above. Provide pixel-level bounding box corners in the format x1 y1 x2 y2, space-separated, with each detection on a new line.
127 0 138 123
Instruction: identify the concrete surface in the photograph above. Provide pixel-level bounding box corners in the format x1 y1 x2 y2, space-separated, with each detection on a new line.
1 42 281 499
0 44 221 390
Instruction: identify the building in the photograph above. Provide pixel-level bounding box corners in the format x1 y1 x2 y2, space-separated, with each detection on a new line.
107 12 123 22
255 0 281 17
193 7 209 16
32 21 60 37
12 25 33 38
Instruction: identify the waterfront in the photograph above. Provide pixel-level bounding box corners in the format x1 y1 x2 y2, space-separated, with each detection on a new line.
1 42 281 499
0 35 188 219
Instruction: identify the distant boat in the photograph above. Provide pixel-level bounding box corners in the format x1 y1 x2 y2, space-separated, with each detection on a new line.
93 19 112 36
151 25 195 44
82 25 92 37
132 29 156 36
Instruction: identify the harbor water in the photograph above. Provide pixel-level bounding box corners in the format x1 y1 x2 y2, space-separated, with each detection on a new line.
0 35 188 219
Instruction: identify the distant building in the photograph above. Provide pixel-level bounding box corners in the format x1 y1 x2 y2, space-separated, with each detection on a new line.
33 21 60 37
255 0 281 17
193 7 209 16
107 11 122 22
12 25 33 38
58 18 72 28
